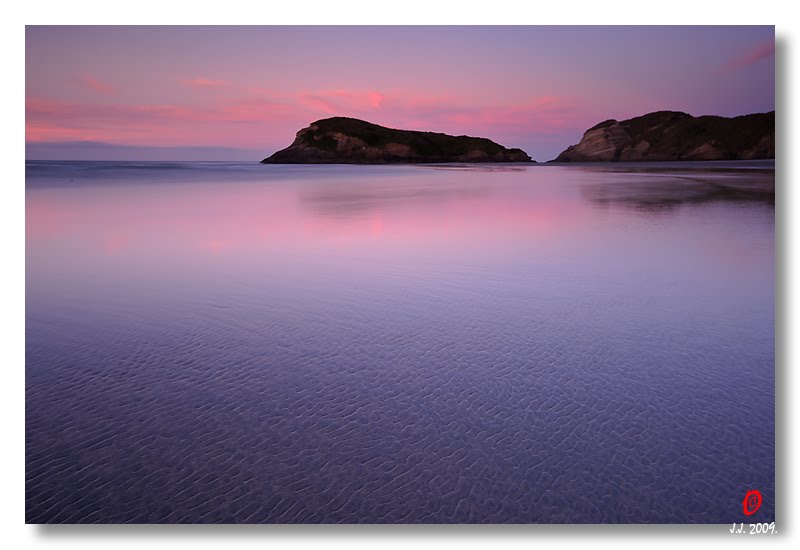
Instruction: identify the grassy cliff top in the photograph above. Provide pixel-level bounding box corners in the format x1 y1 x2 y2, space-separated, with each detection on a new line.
585 111 774 154
300 117 527 158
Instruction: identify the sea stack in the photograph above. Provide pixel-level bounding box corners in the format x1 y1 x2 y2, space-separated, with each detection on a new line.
262 117 534 164
553 111 775 162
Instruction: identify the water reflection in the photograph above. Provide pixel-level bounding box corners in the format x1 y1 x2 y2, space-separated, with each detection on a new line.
26 161 775 523
300 180 491 217
580 169 775 211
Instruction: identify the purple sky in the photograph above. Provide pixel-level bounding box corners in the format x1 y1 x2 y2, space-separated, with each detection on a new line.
25 26 775 161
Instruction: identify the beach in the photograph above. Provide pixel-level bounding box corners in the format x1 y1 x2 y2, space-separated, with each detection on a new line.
26 161 775 523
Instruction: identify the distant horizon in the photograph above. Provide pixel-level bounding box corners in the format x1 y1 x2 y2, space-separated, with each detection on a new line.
26 26 775 161
25 141 266 162
26 107 776 163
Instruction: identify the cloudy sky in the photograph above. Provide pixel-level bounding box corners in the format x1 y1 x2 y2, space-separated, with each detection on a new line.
25 26 775 161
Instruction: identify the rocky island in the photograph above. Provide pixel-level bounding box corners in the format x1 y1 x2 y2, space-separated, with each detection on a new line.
261 117 533 164
553 111 774 162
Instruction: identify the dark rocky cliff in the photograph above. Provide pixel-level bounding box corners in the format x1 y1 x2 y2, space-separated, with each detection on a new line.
262 117 533 164
553 111 774 162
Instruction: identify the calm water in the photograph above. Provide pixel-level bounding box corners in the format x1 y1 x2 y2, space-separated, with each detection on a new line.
26 160 775 523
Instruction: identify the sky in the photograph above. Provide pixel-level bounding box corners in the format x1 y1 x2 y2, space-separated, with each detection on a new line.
25 26 775 162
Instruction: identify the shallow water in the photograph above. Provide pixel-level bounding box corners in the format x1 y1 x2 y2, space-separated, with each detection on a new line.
26 160 775 523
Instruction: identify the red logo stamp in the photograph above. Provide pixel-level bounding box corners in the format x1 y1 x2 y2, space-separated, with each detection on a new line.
743 489 762 516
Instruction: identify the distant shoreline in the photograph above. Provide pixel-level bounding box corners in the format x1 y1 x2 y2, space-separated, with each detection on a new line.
26 158 775 167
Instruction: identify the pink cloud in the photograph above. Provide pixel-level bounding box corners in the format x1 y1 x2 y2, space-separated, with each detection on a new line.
291 88 579 140
719 40 775 74
26 96 289 125
79 74 116 95
368 92 384 109
298 94 338 114
298 89 389 115
25 95 297 147
217 98 294 121
25 88 585 152
26 114 116 142
182 77 228 88
332 91 580 140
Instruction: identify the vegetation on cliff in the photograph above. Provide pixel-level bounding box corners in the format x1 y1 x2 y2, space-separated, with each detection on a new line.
553 111 775 162
262 117 533 164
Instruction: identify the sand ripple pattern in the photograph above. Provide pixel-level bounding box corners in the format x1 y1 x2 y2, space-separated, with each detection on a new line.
26 275 774 523
26 165 775 523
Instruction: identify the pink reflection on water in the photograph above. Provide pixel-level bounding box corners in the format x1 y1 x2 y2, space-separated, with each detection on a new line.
104 234 130 255
27 179 581 254
26 199 76 240
26 172 593 275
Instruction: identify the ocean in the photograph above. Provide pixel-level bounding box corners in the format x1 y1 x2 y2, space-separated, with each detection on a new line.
25 160 775 523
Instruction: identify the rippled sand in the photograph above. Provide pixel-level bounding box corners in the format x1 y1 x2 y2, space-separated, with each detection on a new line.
26 161 775 523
